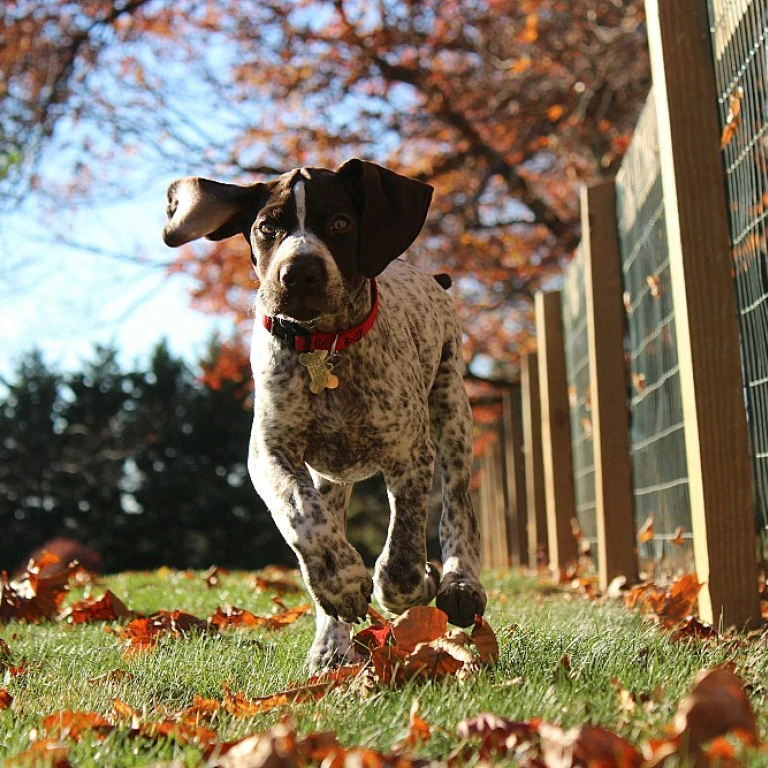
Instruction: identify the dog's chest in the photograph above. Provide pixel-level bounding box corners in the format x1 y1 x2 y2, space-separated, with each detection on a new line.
253 333 429 480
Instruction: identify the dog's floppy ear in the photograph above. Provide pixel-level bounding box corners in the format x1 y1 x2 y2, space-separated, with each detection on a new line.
162 177 267 247
336 159 433 278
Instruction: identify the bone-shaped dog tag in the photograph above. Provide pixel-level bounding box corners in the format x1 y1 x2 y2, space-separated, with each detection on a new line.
298 350 339 394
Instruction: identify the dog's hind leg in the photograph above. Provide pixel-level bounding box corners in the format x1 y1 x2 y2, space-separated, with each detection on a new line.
429 336 487 627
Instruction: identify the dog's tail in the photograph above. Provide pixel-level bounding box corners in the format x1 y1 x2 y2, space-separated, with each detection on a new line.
433 273 452 290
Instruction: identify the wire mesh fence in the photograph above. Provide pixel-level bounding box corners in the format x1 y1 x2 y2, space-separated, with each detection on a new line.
709 0 768 534
561 244 598 567
615 92 695 579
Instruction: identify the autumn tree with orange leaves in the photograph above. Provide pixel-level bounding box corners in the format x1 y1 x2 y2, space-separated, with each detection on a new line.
2 0 650 378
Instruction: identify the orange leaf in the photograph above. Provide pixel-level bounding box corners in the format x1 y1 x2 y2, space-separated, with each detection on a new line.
42 710 113 742
390 606 448 652
61 590 133 624
470 616 499 664
8 739 70 768
0 689 11 710
637 514 654 543
254 576 302 595
222 681 329 717
208 605 266 630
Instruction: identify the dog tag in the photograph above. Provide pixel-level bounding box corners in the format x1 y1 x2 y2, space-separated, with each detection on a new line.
298 350 339 394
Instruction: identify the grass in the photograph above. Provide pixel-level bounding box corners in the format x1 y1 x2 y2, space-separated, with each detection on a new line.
2 568 768 765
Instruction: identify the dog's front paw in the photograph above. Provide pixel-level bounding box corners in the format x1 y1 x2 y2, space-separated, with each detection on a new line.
305 550 373 624
436 572 487 627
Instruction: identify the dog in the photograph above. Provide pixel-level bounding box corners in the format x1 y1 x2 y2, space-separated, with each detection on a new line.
163 159 487 670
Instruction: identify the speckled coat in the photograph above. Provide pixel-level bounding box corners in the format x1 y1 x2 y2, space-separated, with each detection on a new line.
163 160 487 670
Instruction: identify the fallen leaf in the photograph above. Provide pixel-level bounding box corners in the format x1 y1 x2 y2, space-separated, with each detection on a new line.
41 710 114 742
0 554 80 623
632 372 646 394
7 739 71 768
456 714 541 761
471 615 499 664
121 610 211 654
539 721 643 767
0 689 11 710
222 681 333 717
61 590 133 624
203 565 223 588
208 605 265 630
253 575 302 595
88 669 134 685
673 665 758 752
390 606 448 652
396 699 431 750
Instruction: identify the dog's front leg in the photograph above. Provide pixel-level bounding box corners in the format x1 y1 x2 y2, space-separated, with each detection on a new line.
248 438 373 629
374 439 441 615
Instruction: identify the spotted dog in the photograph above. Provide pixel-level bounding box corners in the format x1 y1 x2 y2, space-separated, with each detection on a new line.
163 159 487 670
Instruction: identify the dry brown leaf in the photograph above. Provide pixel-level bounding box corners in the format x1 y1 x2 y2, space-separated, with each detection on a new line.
0 554 80 623
390 606 448 652
673 664 758 752
632 372 646 394
41 710 114 742
470 615 499 664
208 605 265 630
7 739 71 768
455 713 541 761
61 590 133 624
539 721 643 767
0 689 11 710
253 575 302 595
221 681 331 717
88 669 134 685
120 610 211 654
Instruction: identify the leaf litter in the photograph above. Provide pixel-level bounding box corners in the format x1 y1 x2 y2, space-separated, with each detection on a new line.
1 560 766 766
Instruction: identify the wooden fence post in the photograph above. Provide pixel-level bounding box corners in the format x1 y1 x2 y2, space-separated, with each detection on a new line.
491 439 510 568
581 181 639 589
521 353 548 566
502 385 528 566
536 291 579 572
477 455 492 572
646 0 760 626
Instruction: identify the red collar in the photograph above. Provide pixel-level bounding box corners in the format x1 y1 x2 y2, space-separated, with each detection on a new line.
260 280 378 353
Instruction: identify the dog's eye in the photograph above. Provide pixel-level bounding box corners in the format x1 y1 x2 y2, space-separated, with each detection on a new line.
258 221 278 238
330 216 351 234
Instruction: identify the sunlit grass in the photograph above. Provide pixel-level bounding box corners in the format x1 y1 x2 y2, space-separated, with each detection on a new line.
1 568 767 765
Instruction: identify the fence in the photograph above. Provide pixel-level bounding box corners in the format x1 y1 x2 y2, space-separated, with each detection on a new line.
473 0 768 628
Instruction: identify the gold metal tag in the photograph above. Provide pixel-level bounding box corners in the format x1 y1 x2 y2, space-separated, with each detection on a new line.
298 350 339 394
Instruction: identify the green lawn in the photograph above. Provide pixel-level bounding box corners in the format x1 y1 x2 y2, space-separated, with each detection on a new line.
1 568 767 766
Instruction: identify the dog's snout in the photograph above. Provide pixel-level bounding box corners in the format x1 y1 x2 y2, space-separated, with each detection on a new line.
279 256 325 289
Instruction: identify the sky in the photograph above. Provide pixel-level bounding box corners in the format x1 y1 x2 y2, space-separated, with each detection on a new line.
0 177 237 381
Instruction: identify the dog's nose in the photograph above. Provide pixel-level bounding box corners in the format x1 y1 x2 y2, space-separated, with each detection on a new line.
279 256 325 289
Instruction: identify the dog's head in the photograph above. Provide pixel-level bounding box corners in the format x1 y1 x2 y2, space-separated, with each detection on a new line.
162 159 432 323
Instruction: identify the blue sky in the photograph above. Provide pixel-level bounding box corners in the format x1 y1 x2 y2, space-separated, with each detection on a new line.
0 178 235 379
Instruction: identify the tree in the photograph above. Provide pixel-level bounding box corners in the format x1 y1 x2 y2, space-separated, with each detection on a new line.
2 0 650 377
0 342 293 572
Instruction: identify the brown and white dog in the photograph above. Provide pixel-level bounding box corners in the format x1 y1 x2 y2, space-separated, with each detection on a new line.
163 159 486 670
